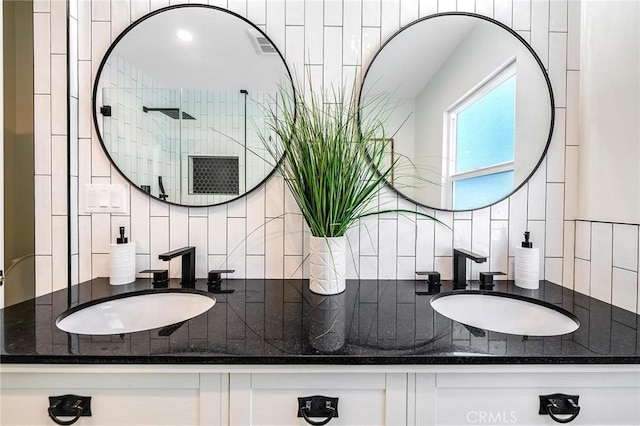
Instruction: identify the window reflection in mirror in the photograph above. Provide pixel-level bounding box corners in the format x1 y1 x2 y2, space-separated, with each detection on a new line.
93 5 292 207
447 61 516 209
360 13 553 211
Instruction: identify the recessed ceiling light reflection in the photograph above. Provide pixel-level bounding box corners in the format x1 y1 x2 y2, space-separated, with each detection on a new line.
176 30 193 42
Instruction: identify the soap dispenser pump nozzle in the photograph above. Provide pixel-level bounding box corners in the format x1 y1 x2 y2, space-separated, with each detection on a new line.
522 231 533 248
116 226 128 244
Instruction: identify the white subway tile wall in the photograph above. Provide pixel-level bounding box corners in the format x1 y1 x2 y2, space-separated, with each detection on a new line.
613 224 639 271
564 144 579 219
545 183 564 257
34 95 52 175
612 267 638 315
28 0 633 315
573 220 640 313
548 31 567 108
527 159 546 221
547 108 566 183
530 0 549 67
590 222 613 303
562 220 575 289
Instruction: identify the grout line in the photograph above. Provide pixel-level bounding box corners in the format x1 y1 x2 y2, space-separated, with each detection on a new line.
588 223 593 296
611 265 640 275
610 222 615 306
637 230 640 314
576 219 640 227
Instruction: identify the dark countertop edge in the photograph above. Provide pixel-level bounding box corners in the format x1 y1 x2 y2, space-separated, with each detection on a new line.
2 354 639 365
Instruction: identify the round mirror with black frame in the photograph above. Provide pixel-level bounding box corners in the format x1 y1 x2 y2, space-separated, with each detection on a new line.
360 12 554 211
92 4 293 207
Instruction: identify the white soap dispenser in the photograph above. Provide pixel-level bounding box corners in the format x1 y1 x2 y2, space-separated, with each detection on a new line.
109 226 136 285
515 231 540 289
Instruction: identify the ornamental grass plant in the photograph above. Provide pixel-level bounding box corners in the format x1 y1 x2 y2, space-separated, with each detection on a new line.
259 75 431 238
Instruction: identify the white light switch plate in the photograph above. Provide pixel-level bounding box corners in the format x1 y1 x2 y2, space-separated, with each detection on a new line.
84 184 127 213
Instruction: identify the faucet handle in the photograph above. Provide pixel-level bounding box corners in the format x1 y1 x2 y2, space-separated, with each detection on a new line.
416 271 440 284
140 269 169 288
416 271 441 295
207 270 235 294
479 272 506 290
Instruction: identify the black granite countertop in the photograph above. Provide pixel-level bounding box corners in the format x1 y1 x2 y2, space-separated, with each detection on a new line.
2 278 639 364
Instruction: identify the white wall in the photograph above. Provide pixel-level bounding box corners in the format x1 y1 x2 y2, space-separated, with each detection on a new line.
38 0 640 315
570 1 640 313
578 0 640 225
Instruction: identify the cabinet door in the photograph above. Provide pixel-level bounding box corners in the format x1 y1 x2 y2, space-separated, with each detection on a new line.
229 372 407 426
1 372 204 425
432 372 640 426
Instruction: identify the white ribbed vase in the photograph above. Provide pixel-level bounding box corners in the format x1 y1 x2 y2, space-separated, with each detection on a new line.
309 236 346 295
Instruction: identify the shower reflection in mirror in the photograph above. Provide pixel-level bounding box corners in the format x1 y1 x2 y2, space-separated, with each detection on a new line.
92 5 293 207
99 77 276 205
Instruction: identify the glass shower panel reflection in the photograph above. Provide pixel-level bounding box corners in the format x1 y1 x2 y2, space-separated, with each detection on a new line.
101 88 279 205
101 87 178 202
246 92 278 189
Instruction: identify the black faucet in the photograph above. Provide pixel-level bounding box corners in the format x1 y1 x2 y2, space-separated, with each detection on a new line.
453 248 487 289
159 246 196 287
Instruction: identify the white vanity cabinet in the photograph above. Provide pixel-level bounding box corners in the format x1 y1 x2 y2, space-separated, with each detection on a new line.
0 369 211 425
228 372 406 425
426 368 640 425
1 365 639 426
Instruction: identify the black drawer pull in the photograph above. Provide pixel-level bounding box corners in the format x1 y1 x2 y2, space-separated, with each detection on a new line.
539 393 580 424
48 395 92 425
297 395 339 425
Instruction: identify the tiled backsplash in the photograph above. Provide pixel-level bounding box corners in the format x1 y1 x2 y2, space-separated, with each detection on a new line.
575 221 639 314
30 0 637 315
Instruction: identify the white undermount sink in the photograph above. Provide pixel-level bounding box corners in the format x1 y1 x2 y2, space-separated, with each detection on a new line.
56 289 216 335
430 291 579 336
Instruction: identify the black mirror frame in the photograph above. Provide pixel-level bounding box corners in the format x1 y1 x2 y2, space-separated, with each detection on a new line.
91 4 294 208
359 11 555 213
